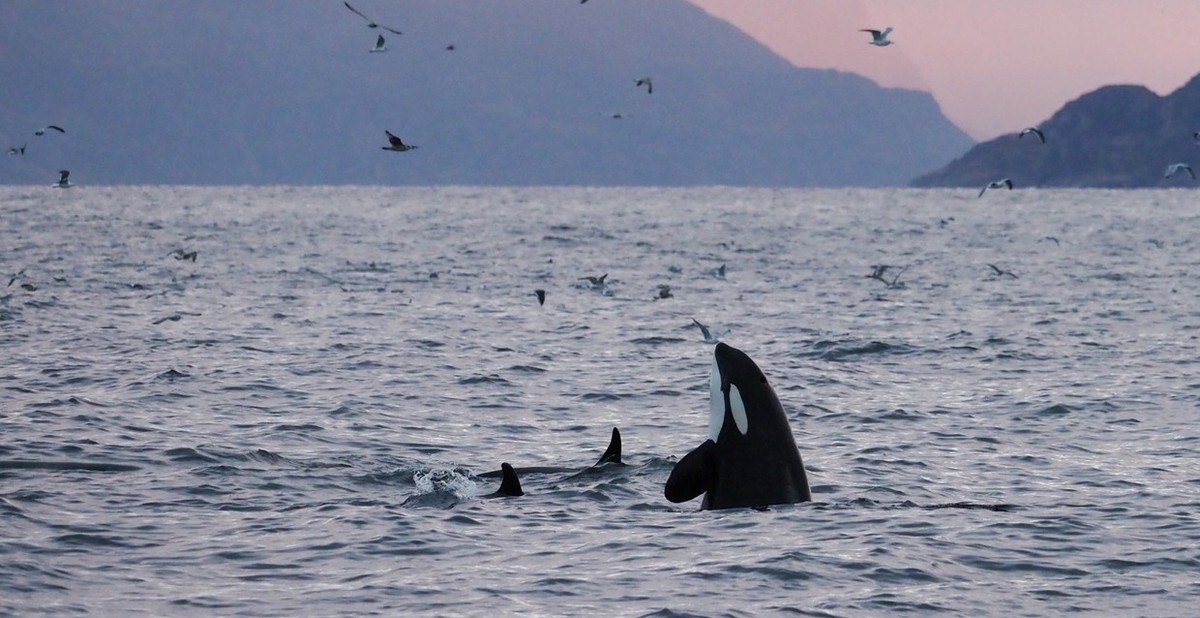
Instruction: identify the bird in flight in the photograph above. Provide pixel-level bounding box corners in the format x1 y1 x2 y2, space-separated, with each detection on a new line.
35 125 65 136
579 273 608 288
343 2 402 35
1018 127 1045 144
1164 162 1195 179
52 170 74 188
635 77 653 94
861 27 893 46
369 34 387 53
382 130 417 152
987 264 1018 279
978 178 1013 197
7 144 25 156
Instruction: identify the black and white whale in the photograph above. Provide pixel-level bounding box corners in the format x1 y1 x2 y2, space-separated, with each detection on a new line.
488 463 524 497
479 427 623 481
665 342 811 510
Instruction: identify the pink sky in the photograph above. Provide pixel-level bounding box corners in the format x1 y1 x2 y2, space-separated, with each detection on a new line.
689 1 1200 140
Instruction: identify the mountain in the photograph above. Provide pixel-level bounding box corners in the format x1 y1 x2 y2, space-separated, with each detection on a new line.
0 0 972 186
912 74 1200 188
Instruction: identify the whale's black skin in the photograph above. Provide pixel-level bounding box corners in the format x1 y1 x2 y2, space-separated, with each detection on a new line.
490 463 523 497
478 427 622 479
0 460 140 472
665 342 810 510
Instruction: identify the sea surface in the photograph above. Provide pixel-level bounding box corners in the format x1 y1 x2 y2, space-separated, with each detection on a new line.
2 186 1198 617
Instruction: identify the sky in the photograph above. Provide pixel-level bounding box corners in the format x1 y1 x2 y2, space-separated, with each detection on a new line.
688 0 1200 140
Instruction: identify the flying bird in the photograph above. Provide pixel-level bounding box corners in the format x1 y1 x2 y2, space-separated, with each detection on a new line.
1018 127 1045 144
7 144 25 155
382 130 417 152
579 273 608 287
978 178 1013 197
635 77 653 94
343 1 402 34
369 34 387 53
867 264 907 288
861 27 893 46
1164 162 1195 179
987 264 1018 279
35 125 65 136
655 284 673 299
533 289 546 306
690 318 728 344
52 170 73 188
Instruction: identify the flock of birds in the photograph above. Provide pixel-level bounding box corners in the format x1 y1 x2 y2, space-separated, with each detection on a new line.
11 14 1198 194
6 2 673 187
858 28 1200 197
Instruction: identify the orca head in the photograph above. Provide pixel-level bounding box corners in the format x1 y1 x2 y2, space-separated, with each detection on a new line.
708 341 769 443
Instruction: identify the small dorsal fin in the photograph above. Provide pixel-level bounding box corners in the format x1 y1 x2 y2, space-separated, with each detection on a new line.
596 427 622 465
496 462 523 496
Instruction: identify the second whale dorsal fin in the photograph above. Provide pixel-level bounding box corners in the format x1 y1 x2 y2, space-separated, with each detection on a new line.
595 427 622 465
496 462 524 496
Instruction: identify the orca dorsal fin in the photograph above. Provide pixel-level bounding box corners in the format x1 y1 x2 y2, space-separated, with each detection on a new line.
596 427 622 465
496 462 524 496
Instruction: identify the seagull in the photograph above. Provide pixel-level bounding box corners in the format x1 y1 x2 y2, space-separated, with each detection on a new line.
978 178 1013 197
579 273 608 287
712 263 726 279
655 284 673 299
34 125 65 136
867 264 907 288
343 2 402 34
691 318 728 344
1164 162 1195 179
861 27 893 46
635 77 653 94
987 264 1018 279
445 44 455 51
1193 131 1200 145
369 34 387 53
7 144 25 155
382 130 417 152
7 268 26 287
1018 127 1045 144
52 170 73 188
533 289 546 306
169 249 198 262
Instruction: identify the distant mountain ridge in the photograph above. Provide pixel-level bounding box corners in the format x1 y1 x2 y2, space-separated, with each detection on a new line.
912 73 1200 188
0 0 972 186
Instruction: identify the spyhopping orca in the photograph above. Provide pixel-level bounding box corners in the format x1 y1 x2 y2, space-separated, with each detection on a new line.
479 427 623 480
665 342 811 510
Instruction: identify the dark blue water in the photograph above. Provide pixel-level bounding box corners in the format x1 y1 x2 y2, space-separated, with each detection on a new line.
2 186 1198 616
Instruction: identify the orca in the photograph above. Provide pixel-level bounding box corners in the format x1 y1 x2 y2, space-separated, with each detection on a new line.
478 427 622 479
0 460 140 472
665 342 811 510
489 463 523 497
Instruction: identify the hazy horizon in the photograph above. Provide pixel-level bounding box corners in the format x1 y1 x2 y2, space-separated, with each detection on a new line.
690 0 1200 140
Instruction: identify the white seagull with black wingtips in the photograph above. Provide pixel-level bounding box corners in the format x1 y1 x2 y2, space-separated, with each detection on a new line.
861 27 893 46
978 178 1013 197
382 131 417 152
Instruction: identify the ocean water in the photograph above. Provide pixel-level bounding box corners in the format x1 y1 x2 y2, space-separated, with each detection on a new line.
2 186 1198 617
